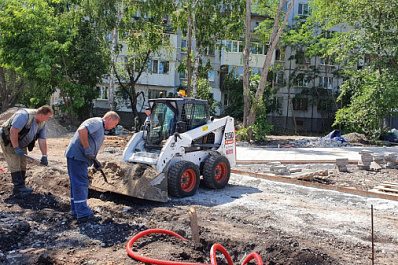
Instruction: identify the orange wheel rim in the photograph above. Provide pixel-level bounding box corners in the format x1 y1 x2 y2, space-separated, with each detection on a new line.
180 169 196 192
215 162 228 182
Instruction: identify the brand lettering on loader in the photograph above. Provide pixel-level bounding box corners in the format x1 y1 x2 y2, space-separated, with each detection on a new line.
225 132 234 145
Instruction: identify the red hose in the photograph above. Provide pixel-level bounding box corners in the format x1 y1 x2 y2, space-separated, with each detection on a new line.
126 229 264 265
126 229 209 265
242 253 263 265
210 244 234 265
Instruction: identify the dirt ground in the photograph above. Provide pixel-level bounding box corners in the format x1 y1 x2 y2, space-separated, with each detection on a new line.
0 122 397 264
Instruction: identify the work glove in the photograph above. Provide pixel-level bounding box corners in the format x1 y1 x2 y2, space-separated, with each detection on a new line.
40 155 48 166
93 159 102 171
14 147 24 156
84 146 96 160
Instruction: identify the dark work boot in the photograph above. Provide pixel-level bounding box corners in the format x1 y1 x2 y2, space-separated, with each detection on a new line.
21 171 27 181
11 171 33 195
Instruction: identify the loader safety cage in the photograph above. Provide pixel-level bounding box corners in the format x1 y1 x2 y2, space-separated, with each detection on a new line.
145 98 210 148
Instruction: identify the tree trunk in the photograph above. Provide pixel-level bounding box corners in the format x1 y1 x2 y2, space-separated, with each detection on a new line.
242 0 251 128
0 67 8 111
246 0 294 127
108 0 124 110
186 3 193 97
192 8 200 98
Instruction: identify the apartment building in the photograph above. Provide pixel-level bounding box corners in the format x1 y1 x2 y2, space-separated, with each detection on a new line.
88 0 343 133
91 16 267 128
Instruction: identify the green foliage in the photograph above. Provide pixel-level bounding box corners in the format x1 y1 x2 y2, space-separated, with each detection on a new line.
223 71 280 121
195 78 217 116
20 83 50 109
236 126 250 142
285 0 398 136
235 111 273 142
251 110 273 142
0 0 109 120
334 68 398 137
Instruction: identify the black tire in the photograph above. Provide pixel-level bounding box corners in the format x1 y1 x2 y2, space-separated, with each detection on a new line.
168 161 200 198
203 155 230 189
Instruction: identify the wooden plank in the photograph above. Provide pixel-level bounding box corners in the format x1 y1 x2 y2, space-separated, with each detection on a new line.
237 160 359 165
369 189 398 197
381 182 398 187
231 169 398 201
375 187 398 193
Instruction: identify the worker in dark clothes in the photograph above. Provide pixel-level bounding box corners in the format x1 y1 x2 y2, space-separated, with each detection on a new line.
65 111 120 223
0 105 53 195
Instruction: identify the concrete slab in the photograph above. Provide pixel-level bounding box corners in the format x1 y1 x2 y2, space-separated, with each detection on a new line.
236 146 398 162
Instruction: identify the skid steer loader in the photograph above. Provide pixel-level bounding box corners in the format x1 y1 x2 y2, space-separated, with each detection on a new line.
90 97 236 202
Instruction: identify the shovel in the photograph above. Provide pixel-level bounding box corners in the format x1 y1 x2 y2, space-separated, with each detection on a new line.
93 159 110 184
24 154 67 174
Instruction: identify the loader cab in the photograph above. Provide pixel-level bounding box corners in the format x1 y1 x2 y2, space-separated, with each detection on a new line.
145 98 210 148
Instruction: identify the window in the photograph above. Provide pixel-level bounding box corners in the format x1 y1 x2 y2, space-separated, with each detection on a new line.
275 72 284 85
237 66 243 78
179 70 187 79
224 94 228 106
239 42 244 53
149 89 167 99
97 86 108 100
181 39 187 53
275 49 284 61
293 98 308 110
208 70 215 81
226 41 232 52
207 45 215 56
159 61 169 74
296 74 308 87
298 3 309 16
232 41 239 52
149 60 170 74
320 56 334 65
152 60 158 73
225 41 242 53
320 77 333 89
192 104 208 128
296 50 310 64
271 97 283 115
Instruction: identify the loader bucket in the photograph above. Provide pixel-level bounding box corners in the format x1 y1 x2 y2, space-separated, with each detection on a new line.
88 161 169 202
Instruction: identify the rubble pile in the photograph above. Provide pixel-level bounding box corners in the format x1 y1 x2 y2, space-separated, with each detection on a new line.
292 137 348 148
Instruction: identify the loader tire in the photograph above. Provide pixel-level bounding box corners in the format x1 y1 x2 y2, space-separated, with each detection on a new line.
203 155 230 189
168 161 200 198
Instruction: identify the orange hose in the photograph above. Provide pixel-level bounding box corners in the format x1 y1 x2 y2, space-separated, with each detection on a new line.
126 229 209 265
242 253 263 265
126 229 264 265
210 244 234 265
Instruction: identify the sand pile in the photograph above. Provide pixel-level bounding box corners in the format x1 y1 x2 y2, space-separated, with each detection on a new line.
341 132 367 143
0 107 69 138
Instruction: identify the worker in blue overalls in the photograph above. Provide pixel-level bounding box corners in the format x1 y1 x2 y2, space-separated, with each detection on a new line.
65 111 120 223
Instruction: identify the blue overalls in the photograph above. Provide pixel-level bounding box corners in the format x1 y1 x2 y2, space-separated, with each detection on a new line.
65 118 104 219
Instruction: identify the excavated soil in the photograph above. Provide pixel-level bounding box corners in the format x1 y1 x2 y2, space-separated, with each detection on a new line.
0 128 397 264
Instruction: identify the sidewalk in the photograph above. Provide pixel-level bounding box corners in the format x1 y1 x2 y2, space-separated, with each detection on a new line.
236 145 398 162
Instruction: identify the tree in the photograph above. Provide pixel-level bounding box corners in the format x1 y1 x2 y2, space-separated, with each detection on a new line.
308 0 398 136
244 0 294 133
172 0 244 97
113 0 175 124
0 0 109 120
86 0 126 110
0 67 28 110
